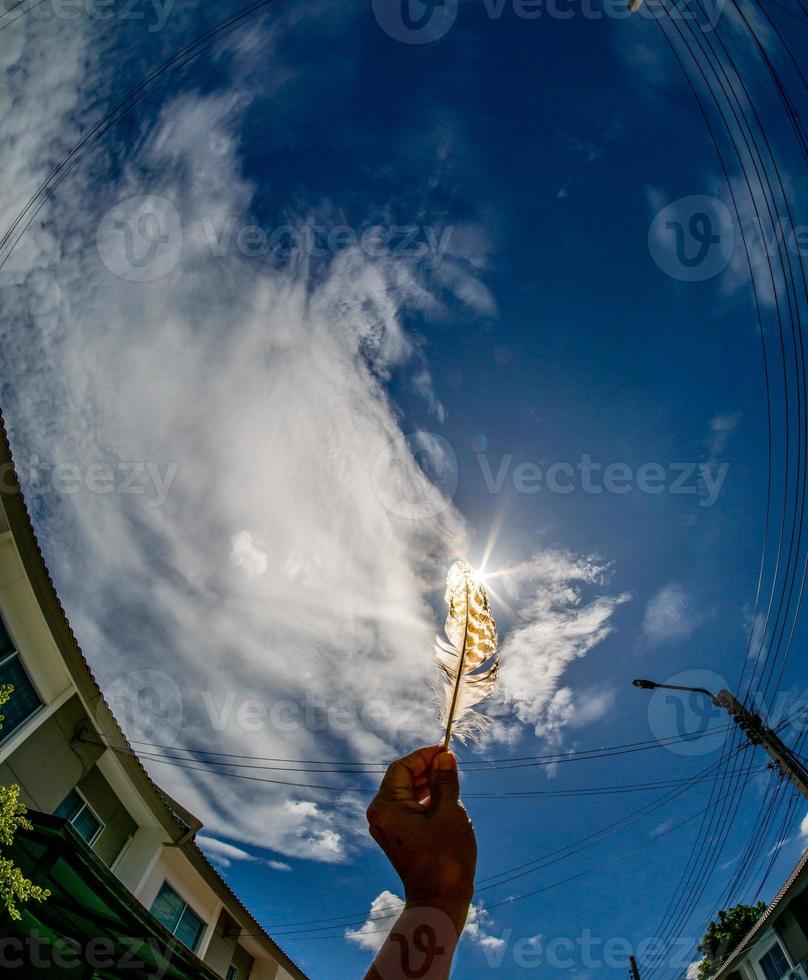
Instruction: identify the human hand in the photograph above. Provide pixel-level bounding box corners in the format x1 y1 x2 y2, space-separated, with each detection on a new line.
366 745 477 932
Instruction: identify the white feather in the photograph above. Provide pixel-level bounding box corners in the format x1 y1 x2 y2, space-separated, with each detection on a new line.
436 561 500 745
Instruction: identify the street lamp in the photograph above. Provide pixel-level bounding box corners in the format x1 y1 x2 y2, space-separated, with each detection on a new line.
631 677 808 800
632 678 716 700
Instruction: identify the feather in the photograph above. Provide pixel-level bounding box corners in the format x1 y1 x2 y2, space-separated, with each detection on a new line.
436 560 500 747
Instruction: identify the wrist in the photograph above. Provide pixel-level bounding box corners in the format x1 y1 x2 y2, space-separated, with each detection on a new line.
404 891 472 936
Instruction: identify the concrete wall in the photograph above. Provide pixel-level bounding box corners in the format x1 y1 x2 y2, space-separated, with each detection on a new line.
205 909 240 977
113 825 166 894
0 694 136 867
783 886 808 965
231 942 255 979
250 964 300 980
202 909 257 978
0 537 73 705
0 695 100 810
75 762 138 867
249 962 281 980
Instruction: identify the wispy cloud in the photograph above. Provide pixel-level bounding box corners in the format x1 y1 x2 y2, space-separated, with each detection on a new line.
708 412 741 455
0 11 625 865
197 835 291 872
492 552 629 745
642 583 700 646
266 860 292 873
0 53 472 860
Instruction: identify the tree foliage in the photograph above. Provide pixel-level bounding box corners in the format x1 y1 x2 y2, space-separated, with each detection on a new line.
696 902 767 979
0 684 50 920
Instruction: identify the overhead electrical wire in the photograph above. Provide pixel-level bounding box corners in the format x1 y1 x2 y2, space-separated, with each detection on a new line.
1 0 804 964
80 724 735 772
638 0 808 970
232 770 752 942
228 748 751 936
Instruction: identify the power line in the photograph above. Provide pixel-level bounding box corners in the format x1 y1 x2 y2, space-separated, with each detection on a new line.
81 723 735 771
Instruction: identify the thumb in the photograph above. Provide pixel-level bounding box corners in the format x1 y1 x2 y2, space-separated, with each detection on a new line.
430 751 460 812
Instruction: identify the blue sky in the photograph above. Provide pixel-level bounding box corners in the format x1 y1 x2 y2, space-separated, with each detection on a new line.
1 0 807 977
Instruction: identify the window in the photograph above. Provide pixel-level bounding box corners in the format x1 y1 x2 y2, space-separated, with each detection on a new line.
759 943 790 980
226 967 238 980
55 789 104 846
150 882 206 953
0 617 42 739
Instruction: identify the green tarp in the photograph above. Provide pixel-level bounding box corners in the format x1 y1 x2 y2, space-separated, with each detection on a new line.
1 810 221 979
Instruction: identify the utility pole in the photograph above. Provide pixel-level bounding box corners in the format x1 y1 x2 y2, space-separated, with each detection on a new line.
632 680 808 801
630 954 642 979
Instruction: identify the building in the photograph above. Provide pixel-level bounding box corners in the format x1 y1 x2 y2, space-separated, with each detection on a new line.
710 849 808 980
0 416 307 980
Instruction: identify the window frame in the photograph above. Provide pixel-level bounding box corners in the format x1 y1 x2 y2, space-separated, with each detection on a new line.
56 787 105 848
758 942 790 980
150 880 207 954
0 631 45 744
226 966 238 980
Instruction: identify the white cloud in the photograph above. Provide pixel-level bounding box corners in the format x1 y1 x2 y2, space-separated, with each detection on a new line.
686 960 702 980
197 835 257 865
800 813 808 838
345 893 504 954
642 583 700 645
463 901 506 951
345 891 402 952
0 61 468 859
565 688 617 729
493 552 629 745
197 835 291 872
266 860 292 872
0 16 626 866
616 40 673 90
709 412 741 454
230 530 269 578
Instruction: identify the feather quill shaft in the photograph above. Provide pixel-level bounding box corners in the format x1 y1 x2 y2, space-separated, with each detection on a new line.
436 561 499 748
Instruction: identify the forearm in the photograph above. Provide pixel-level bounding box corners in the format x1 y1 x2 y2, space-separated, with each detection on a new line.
364 899 470 980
